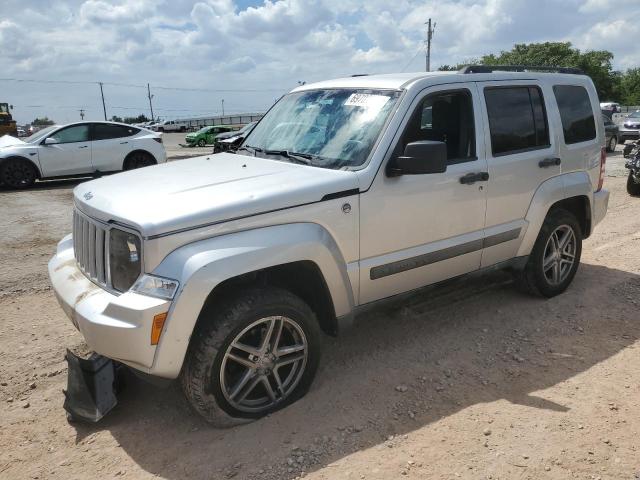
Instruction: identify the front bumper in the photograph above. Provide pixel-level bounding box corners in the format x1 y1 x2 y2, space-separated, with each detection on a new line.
592 189 609 230
619 129 640 140
48 235 171 374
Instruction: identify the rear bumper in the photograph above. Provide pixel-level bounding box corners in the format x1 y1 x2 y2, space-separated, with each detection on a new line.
592 189 609 231
48 235 171 374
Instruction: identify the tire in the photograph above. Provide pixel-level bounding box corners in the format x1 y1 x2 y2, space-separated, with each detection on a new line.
124 151 156 170
627 171 640 196
0 157 37 189
197 138 206 147
181 287 321 426
606 136 617 153
513 208 582 298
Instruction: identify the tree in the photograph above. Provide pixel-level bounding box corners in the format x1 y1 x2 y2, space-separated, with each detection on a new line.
618 68 640 105
122 114 149 124
110 115 123 123
32 117 54 126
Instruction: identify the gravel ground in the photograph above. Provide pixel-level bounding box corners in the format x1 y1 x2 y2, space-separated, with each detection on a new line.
0 150 639 480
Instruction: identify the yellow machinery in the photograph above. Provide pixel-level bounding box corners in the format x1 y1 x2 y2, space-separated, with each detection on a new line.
0 103 17 136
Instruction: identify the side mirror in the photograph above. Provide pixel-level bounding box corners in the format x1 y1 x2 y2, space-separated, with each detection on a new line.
43 137 59 145
387 141 447 176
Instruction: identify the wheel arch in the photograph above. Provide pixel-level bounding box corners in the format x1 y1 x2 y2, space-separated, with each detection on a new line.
517 172 594 257
149 223 355 378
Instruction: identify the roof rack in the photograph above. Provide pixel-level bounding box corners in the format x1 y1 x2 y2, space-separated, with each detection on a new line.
458 65 584 75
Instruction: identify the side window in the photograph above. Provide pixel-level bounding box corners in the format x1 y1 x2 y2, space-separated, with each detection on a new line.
553 85 596 145
48 125 89 144
402 89 476 163
484 86 550 156
93 124 139 141
602 115 612 127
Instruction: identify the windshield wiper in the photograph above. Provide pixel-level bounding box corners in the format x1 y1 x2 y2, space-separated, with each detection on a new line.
236 145 263 155
264 149 313 165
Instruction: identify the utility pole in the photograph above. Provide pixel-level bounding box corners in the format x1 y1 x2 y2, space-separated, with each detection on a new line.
99 82 107 120
221 99 225 116
79 109 85 120
147 83 155 121
425 18 436 72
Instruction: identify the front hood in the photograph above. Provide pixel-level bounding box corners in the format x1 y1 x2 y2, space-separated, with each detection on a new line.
74 152 360 237
0 135 26 148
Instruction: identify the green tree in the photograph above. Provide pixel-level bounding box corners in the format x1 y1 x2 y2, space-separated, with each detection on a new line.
122 114 149 124
618 68 640 105
110 115 123 123
32 117 54 126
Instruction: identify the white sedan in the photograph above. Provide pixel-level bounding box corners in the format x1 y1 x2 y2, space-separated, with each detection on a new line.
0 121 167 188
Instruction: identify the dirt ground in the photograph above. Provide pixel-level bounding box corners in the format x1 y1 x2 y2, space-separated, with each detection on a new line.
1 152 639 480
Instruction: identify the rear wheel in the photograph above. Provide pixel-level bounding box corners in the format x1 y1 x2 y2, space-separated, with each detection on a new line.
0 158 37 189
181 287 321 426
606 135 617 152
627 171 640 196
124 151 156 170
514 209 582 297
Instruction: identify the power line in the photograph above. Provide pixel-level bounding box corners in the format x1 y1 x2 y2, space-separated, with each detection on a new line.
401 45 426 72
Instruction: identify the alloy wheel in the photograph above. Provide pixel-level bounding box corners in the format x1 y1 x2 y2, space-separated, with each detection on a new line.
219 316 308 414
542 224 576 286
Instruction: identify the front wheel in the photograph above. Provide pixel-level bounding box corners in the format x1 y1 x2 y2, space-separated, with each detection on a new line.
514 209 582 297
606 136 617 152
627 171 640 196
197 138 206 147
181 287 321 426
0 158 37 189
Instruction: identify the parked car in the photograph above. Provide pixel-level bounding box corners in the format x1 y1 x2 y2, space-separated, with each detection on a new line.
184 125 234 147
154 120 187 132
0 121 167 188
618 110 640 143
600 101 621 119
16 128 26 137
603 114 619 152
214 121 257 152
50 68 608 425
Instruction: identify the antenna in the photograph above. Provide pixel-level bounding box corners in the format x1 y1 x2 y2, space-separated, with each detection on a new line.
425 18 436 72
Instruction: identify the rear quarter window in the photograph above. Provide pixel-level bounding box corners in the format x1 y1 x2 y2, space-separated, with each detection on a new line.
553 85 596 145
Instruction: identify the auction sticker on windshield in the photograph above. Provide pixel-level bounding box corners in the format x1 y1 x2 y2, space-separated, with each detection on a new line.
344 93 390 109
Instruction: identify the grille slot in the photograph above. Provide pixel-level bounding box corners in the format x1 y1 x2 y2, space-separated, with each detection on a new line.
73 210 108 288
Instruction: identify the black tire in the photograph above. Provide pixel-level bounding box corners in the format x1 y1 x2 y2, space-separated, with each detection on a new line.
513 208 582 298
606 136 617 153
181 287 321 426
627 172 640 196
0 157 37 189
197 138 206 147
124 151 156 170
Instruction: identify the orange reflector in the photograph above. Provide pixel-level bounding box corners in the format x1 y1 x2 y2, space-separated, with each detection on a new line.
151 313 167 345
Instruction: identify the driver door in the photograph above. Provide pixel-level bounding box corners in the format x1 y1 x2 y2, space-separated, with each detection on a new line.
38 124 92 177
359 83 488 304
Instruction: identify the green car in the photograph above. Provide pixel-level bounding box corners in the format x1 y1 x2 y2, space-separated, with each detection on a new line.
185 125 235 147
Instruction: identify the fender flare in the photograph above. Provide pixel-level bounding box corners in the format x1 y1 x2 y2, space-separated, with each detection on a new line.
516 171 593 257
150 222 354 378
0 155 42 178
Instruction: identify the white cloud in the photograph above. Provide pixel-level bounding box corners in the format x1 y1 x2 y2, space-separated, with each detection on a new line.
0 0 638 124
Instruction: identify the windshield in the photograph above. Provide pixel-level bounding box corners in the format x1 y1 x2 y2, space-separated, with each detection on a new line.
242 89 400 169
25 126 57 143
196 126 211 134
238 122 257 134
628 111 640 119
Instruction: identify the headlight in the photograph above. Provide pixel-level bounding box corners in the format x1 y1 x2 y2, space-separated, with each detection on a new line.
109 228 142 292
131 274 179 300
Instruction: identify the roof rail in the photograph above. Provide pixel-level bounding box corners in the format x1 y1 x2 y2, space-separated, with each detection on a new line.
459 65 584 75
351 74 370 77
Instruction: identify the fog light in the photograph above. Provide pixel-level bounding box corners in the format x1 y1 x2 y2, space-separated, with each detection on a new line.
131 274 179 300
151 312 167 345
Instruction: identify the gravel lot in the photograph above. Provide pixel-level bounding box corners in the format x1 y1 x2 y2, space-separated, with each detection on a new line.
0 149 639 480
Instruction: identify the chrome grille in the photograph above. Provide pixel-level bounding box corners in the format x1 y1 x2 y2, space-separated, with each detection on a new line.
73 210 108 287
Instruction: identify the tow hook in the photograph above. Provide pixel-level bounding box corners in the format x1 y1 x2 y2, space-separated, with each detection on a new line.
63 349 122 423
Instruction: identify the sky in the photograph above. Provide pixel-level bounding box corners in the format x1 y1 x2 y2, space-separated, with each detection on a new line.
0 0 638 124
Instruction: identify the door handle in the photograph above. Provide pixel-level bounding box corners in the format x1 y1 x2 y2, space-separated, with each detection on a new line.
120 141 128 144
460 172 489 185
78 145 88 149
539 157 561 168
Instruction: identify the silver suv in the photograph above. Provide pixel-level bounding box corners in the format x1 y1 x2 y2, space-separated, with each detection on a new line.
49 67 609 425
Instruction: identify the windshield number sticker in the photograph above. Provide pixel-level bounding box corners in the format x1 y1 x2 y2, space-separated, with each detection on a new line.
344 93 390 109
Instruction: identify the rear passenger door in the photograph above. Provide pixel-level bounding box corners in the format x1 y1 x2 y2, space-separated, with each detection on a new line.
478 81 559 267
90 123 138 172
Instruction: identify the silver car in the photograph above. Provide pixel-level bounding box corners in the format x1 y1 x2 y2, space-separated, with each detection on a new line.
618 110 640 143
